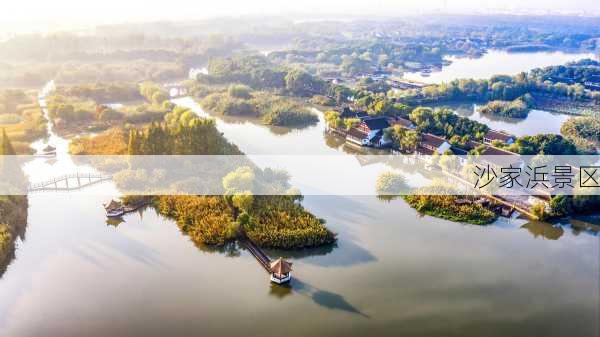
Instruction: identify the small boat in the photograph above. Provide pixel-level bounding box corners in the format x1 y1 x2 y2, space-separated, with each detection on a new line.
38 144 57 157
104 199 149 218
104 199 124 217
43 145 56 152
106 208 125 218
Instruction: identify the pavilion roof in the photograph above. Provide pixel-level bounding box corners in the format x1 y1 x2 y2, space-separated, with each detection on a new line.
270 257 292 274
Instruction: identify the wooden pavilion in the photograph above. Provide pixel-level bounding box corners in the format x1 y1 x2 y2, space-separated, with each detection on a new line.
269 257 292 284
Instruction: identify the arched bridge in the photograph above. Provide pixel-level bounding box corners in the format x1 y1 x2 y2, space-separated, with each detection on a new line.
28 173 113 193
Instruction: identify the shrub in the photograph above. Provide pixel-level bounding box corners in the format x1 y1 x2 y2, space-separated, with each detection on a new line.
244 196 336 249
404 183 497 225
156 195 238 246
309 95 335 106
531 202 549 220
376 171 408 196
261 103 318 127
227 84 252 99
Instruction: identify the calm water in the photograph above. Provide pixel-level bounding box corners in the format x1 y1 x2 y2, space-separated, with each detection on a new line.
431 102 572 136
1 192 598 337
0 78 599 336
403 50 595 84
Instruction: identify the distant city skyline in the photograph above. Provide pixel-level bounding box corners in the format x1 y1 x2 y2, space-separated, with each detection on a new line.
1 0 599 34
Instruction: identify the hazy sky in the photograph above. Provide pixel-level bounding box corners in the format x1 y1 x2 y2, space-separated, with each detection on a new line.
2 0 599 33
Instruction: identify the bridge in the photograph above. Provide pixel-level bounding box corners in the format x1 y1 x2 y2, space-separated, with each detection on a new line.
28 173 112 193
240 235 272 272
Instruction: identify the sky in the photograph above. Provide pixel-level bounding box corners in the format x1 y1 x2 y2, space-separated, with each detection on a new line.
1 0 599 33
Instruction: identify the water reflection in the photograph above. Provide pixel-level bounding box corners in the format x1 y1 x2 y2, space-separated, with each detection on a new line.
566 217 600 236
521 221 564 240
105 217 125 227
403 50 594 84
0 196 28 278
199 107 318 136
270 279 370 318
266 239 376 268
192 240 242 258
324 132 346 150
432 102 571 136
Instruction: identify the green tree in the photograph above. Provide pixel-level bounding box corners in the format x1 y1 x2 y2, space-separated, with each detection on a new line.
227 84 252 99
324 110 341 129
222 166 255 194
284 69 325 96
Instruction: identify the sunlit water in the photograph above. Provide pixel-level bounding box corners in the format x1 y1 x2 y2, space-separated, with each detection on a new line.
429 102 572 136
0 72 598 336
403 50 595 84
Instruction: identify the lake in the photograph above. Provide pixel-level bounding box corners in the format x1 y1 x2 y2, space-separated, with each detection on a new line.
1 191 597 337
0 61 599 336
403 50 595 84
429 102 573 136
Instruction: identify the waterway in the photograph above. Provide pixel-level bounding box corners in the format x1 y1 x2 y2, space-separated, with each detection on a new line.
429 102 572 136
403 50 595 84
0 74 598 337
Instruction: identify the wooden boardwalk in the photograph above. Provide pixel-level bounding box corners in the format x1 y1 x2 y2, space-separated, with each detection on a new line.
240 237 272 272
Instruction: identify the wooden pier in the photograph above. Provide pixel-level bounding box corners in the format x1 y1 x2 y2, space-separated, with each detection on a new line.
241 236 272 272
240 233 293 284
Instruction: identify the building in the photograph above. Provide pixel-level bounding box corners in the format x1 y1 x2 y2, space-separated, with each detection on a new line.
270 258 292 284
339 106 369 120
345 116 391 147
346 127 369 146
483 130 515 145
417 133 452 155
356 117 390 134
389 117 416 130
388 79 428 90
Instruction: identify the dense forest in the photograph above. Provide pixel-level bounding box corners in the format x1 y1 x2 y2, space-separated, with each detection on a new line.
47 81 173 135
0 32 243 86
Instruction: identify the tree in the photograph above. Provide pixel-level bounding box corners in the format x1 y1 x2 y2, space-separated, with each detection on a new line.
284 69 325 96
531 202 548 220
0 129 15 155
232 192 254 212
343 118 360 130
227 84 252 99
376 171 408 196
550 195 573 216
151 91 168 105
324 110 341 129
400 130 420 153
222 166 255 194
385 126 421 153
